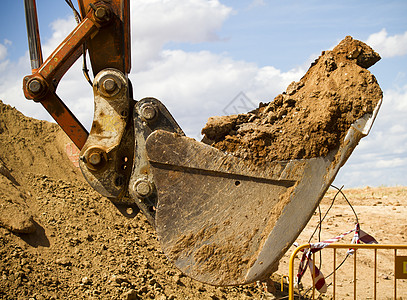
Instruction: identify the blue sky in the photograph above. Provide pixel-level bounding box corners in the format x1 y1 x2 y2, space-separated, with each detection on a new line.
0 0 407 188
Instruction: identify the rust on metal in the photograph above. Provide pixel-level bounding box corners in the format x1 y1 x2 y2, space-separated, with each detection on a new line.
39 93 88 149
79 68 133 199
23 9 100 100
22 0 131 149
84 146 108 171
78 0 131 75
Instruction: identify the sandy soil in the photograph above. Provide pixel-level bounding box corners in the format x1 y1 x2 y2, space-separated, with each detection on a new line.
0 100 272 300
278 186 407 299
1 100 406 300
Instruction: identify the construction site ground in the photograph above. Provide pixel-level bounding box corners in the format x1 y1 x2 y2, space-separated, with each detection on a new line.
1 99 406 300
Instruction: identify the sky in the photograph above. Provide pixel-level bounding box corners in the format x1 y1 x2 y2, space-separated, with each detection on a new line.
0 0 407 188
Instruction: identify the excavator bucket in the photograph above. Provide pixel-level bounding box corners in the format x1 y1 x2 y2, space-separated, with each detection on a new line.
143 37 383 286
147 101 380 286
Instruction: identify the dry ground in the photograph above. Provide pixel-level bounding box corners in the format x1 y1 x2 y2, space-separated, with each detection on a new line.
1 100 406 299
277 186 407 299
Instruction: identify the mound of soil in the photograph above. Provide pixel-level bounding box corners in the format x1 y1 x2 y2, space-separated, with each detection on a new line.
0 100 276 299
202 36 383 164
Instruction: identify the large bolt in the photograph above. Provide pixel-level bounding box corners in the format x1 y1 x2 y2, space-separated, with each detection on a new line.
140 103 157 121
28 79 43 94
103 78 117 93
88 152 102 166
134 179 153 198
95 7 109 21
84 147 106 171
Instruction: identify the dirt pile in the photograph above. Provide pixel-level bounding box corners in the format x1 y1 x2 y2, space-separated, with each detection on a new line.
202 36 383 164
0 101 81 182
0 100 275 299
0 101 81 235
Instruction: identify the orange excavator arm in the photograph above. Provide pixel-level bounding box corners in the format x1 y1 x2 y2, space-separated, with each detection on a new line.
23 0 130 149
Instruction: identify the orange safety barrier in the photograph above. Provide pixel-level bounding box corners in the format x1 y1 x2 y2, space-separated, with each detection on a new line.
288 243 407 300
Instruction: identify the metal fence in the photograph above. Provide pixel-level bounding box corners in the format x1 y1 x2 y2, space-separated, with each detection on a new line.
288 244 407 300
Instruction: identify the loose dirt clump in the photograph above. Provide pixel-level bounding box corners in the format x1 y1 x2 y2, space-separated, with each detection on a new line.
202 36 383 164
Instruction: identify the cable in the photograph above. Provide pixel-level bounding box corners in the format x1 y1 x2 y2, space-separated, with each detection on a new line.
301 253 351 298
308 185 344 243
82 44 93 86
64 0 93 86
65 0 81 23
331 184 359 224
297 185 359 299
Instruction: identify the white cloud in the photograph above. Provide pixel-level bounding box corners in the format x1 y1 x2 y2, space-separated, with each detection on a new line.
42 16 77 57
130 49 302 137
334 85 407 187
0 49 55 123
366 29 407 58
0 43 7 61
0 16 90 126
249 0 266 8
0 0 300 139
375 157 407 169
2 1 406 189
385 84 407 111
131 0 232 71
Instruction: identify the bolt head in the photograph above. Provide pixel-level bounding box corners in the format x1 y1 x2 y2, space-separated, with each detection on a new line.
140 104 157 121
103 78 117 93
95 7 108 20
28 79 42 94
84 148 106 171
88 152 102 166
134 179 152 197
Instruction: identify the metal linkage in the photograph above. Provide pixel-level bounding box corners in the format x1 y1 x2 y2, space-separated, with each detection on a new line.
128 98 184 225
22 0 129 150
23 3 111 101
79 68 134 205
